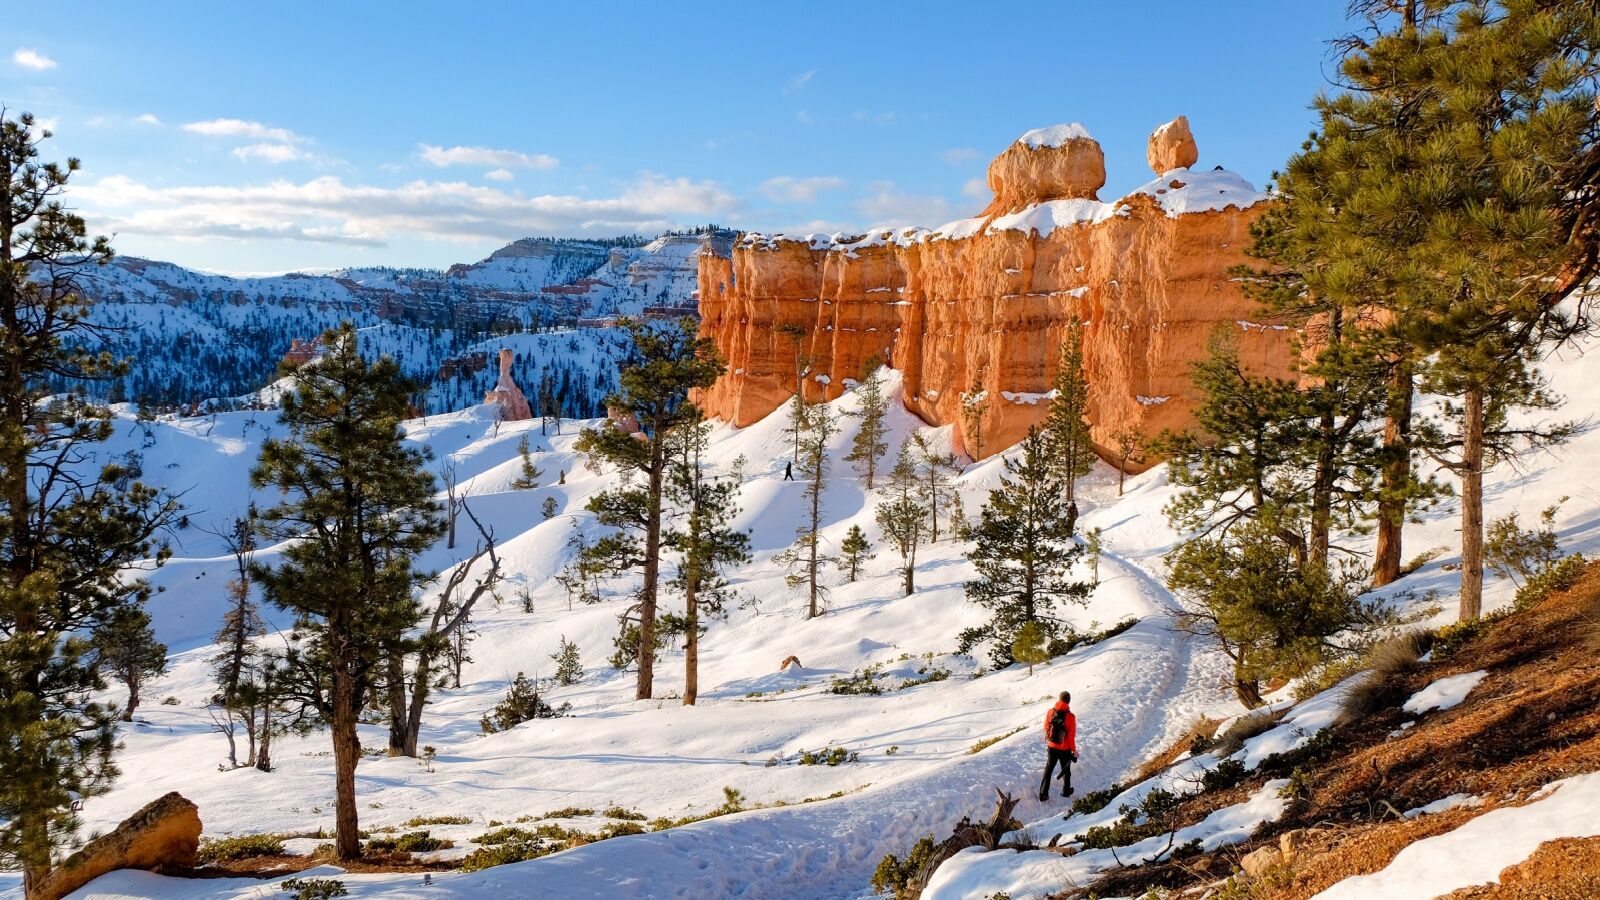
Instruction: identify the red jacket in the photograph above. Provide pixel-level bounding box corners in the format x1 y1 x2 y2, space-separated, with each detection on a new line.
1044 701 1077 752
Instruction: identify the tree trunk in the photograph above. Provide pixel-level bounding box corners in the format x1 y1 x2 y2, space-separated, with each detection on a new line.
637 452 665 701
1459 386 1486 621
1373 365 1414 587
122 678 139 722
256 705 273 772
684 577 700 706
1234 661 1264 708
331 701 362 859
385 651 407 757
403 643 435 756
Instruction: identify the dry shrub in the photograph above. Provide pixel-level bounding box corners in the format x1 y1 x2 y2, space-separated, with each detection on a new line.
1213 709 1282 757
1135 714 1223 783
1338 631 1429 723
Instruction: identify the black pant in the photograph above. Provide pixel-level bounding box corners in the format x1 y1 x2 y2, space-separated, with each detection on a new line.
1039 747 1073 799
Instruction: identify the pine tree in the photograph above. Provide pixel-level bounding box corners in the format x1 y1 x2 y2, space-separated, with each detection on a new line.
1111 429 1143 496
1011 621 1050 677
1045 317 1094 531
574 318 724 698
875 443 929 597
1085 527 1103 585
960 429 1090 667
913 434 960 543
541 496 558 520
665 422 750 704
251 323 444 860
785 404 837 618
0 111 181 892
837 525 872 583
551 637 583 686
845 368 890 488
94 607 167 723
511 434 544 489
777 323 811 463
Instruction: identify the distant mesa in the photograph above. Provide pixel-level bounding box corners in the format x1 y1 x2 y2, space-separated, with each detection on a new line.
485 347 533 420
282 337 320 367
694 116 1290 470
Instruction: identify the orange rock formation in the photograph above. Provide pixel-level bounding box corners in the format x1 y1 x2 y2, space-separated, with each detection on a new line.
485 347 533 420
696 117 1293 468
34 792 201 900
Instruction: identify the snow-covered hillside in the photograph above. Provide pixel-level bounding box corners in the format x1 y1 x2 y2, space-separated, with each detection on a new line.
7 328 1599 900
58 232 727 408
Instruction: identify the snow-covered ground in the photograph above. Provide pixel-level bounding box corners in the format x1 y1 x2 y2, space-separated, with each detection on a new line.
3 325 1599 899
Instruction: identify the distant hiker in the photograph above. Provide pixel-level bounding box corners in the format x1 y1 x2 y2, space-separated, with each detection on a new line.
1039 691 1078 801
783 461 794 481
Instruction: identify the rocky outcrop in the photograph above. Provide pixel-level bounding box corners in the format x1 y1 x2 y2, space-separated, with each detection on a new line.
33 792 201 900
696 118 1293 468
1147 115 1199 174
485 348 533 420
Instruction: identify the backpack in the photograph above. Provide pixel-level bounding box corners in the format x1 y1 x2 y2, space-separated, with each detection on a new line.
1047 708 1068 746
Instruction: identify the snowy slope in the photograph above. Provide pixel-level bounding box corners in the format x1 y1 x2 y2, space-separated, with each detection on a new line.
3 323 1597 899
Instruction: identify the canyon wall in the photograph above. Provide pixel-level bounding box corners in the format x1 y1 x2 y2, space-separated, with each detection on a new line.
696 117 1295 468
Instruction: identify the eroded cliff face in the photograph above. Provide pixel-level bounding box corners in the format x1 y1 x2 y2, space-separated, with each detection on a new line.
697 118 1294 468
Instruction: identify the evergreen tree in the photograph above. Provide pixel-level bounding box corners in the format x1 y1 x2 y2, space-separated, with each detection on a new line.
0 111 180 892
551 637 583 687
511 434 544 489
94 607 167 723
1085 527 1103 585
960 429 1090 667
777 323 811 463
251 323 444 860
1111 429 1144 496
1168 521 1374 707
664 422 750 704
875 443 928 597
541 496 558 520
1045 317 1094 531
913 434 960 543
1011 621 1049 677
837 525 872 583
845 368 890 488
574 318 723 699
785 404 837 618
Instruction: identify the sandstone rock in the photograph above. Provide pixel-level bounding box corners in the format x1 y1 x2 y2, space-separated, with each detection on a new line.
1240 844 1284 878
779 655 802 671
1279 827 1306 862
694 118 1286 470
484 348 533 420
1147 115 1199 174
982 123 1107 216
34 792 201 900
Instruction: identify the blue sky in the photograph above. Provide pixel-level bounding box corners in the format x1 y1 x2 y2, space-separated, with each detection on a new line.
4 3 1353 274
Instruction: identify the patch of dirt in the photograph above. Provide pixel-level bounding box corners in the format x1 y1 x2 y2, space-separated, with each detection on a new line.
1443 835 1600 899
1052 562 1600 900
180 849 458 880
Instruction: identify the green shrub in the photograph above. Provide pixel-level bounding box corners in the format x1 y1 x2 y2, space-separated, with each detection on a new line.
280 878 348 900
597 820 646 839
458 840 555 872
1200 758 1247 792
1069 782 1127 817
871 833 936 897
1078 816 1151 849
1433 609 1511 661
366 830 451 853
798 746 859 766
1077 788 1181 850
1212 709 1281 756
197 833 286 863
829 665 884 695
899 666 951 690
1513 553 1587 610
480 672 568 734
541 806 595 819
401 814 471 827
602 806 646 821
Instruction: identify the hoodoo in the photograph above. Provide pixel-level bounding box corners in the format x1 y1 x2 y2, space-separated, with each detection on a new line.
695 117 1295 468
485 347 533 421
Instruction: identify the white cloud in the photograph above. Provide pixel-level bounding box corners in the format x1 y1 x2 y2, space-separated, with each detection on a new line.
760 176 845 204
184 118 302 144
232 143 307 164
855 180 957 229
418 144 558 170
941 147 980 164
12 48 56 70
483 168 514 182
786 69 816 94
962 177 990 200
73 172 742 248
136 113 161 125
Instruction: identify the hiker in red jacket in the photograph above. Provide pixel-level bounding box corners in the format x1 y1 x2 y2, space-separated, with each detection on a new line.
1039 691 1078 801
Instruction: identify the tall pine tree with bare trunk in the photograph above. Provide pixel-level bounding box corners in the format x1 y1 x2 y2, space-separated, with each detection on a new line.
574 318 723 698
251 324 443 860
666 423 749 705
